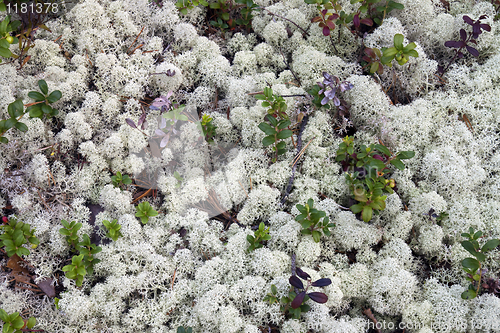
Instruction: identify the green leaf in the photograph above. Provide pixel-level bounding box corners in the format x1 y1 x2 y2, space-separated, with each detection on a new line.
481 239 500 252
267 115 278 127
26 317 36 329
28 91 45 101
277 129 292 140
394 34 404 50
461 258 480 271
473 252 486 262
221 12 229 21
11 315 24 329
0 46 11 58
262 135 275 147
258 122 277 135
47 90 62 103
0 136 7 144
362 206 373 222
350 203 364 214
254 94 266 100
38 80 48 95
277 120 291 130
312 230 321 242
4 117 17 130
461 241 477 257
374 144 391 156
397 151 415 159
461 288 477 300
390 158 405 170
0 309 9 322
41 104 52 114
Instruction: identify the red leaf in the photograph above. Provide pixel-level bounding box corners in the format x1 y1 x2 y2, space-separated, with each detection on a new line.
364 48 375 58
307 292 328 303
326 20 335 30
480 24 491 32
353 14 360 27
323 26 330 36
329 13 339 20
289 276 304 289
311 16 322 23
460 29 467 41
291 291 306 309
360 18 373 26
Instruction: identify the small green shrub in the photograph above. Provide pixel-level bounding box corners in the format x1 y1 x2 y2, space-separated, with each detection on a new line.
59 220 82 249
26 80 62 119
111 171 132 190
336 136 414 222
135 202 158 224
295 199 335 243
381 33 418 66
0 216 39 257
62 254 87 287
102 219 123 242
197 114 217 144
247 222 271 252
0 309 36 333
460 228 500 300
76 234 102 276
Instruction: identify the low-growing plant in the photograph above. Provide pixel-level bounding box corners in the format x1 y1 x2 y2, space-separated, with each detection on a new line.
111 171 132 190
0 309 36 333
177 326 193 333
197 114 217 144
460 228 500 300
76 234 102 275
135 202 158 224
247 222 271 252
255 87 293 163
0 216 39 257
62 253 87 287
308 71 353 109
25 79 62 119
0 15 20 63
439 15 491 74
350 0 403 30
380 33 418 67
103 219 123 242
59 220 82 249
295 199 335 243
264 267 331 319
155 105 189 148
336 136 415 222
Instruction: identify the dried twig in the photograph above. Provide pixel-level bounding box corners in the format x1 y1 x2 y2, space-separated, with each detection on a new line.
126 26 145 55
362 308 382 333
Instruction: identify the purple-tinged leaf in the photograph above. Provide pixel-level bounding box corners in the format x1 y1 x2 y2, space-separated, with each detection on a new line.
457 51 464 58
126 118 137 129
360 18 373 26
365 48 375 58
321 96 330 105
166 69 176 77
480 24 491 32
479 15 487 20
311 278 332 287
307 292 328 303
463 15 473 25
323 26 330 36
291 291 306 309
469 39 477 44
138 113 146 126
141 119 147 130
340 82 354 92
160 133 170 148
333 96 340 106
466 45 479 57
289 276 304 289
444 41 461 48
155 129 165 136
472 24 481 39
296 267 310 280
321 9 327 16
437 65 444 74
353 13 360 27
460 29 467 41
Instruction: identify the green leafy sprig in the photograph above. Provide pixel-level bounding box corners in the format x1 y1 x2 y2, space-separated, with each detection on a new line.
0 309 36 333
62 254 87 287
380 33 418 66
295 199 335 242
460 228 500 300
135 202 158 224
102 219 123 242
76 234 102 276
0 216 39 257
59 220 82 249
247 222 271 252
111 171 132 190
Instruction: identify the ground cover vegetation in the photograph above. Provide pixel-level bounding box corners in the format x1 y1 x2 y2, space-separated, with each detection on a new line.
1 0 500 332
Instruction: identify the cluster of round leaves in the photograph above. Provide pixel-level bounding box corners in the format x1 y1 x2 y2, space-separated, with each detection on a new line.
0 15 20 62
336 136 414 222
102 219 123 242
295 199 335 243
264 267 331 319
362 34 418 75
26 80 62 119
460 228 500 300
246 222 271 252
135 202 158 224
0 309 36 333
0 216 39 257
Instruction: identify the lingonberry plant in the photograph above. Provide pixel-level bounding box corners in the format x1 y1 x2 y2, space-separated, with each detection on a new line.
264 267 331 319
59 220 82 249
336 136 414 222
0 216 39 257
380 33 418 67
246 222 271 252
76 234 102 276
102 219 123 242
255 87 293 163
0 309 36 333
111 171 132 190
460 228 500 300
295 199 335 243
439 15 491 74
135 202 158 224
197 114 217 144
62 254 87 287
